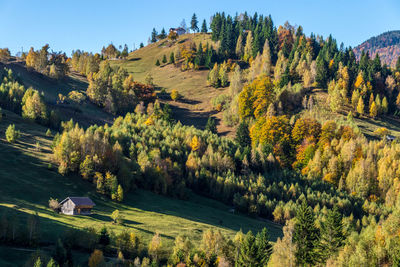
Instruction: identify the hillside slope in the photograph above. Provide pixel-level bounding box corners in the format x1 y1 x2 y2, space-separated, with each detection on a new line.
110 34 235 136
0 60 114 128
354 30 400 67
0 109 281 252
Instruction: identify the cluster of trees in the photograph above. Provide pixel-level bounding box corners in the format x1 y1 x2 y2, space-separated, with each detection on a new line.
101 44 129 59
52 109 364 228
0 68 58 127
70 50 101 76
0 48 11 62
25 45 69 79
210 12 278 61
86 61 155 114
207 61 230 87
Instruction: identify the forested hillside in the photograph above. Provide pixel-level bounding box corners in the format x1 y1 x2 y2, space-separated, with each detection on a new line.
354 30 400 68
1 10 400 267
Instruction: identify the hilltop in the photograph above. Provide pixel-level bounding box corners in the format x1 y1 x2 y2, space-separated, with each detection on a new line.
110 33 236 136
354 30 400 67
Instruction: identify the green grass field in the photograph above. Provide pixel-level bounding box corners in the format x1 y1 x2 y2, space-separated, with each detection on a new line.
0 109 282 265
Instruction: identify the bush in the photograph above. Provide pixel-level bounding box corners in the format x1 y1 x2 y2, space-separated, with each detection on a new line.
5 124 20 143
49 198 60 212
170 89 181 101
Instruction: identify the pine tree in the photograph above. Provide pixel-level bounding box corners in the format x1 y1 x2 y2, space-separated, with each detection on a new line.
190 13 199 33
316 55 328 88
205 117 217 134
201 19 208 33
169 52 175 64
155 59 160 66
238 231 258 266
319 206 344 262
255 228 273 265
235 122 251 148
293 201 320 266
151 28 158 43
99 226 110 246
162 54 167 64
160 28 167 39
357 97 365 116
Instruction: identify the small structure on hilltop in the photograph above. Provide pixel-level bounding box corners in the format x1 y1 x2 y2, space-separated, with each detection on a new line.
169 27 186 36
59 197 95 215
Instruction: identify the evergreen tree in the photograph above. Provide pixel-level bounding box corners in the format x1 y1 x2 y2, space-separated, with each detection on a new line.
319 206 345 262
160 28 167 39
235 122 251 148
155 59 160 66
169 52 175 64
255 228 273 265
190 13 199 33
99 226 110 246
151 28 158 43
316 55 328 88
293 201 320 266
140 43 144 48
238 231 258 267
205 117 217 134
201 19 208 33
162 54 167 64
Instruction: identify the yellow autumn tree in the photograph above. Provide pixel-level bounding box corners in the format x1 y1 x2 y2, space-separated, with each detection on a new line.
191 136 200 151
356 97 365 116
354 71 365 89
88 249 105 267
370 101 378 118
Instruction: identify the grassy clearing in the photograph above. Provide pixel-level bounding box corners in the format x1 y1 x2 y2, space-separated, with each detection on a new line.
110 34 235 136
304 89 400 139
0 110 282 251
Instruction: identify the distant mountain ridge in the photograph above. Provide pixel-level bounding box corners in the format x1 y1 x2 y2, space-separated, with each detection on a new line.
354 30 400 67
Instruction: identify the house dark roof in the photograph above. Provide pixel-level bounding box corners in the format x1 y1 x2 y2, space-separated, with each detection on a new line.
60 197 96 207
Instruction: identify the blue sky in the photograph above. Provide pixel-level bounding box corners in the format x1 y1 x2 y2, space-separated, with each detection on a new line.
0 0 399 56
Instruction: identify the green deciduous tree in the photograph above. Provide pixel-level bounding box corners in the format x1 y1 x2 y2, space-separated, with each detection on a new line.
5 124 20 143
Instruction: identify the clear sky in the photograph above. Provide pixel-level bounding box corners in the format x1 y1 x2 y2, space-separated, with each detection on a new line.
0 0 399 56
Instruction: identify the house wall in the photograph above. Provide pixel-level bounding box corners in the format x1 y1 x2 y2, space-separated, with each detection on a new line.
61 200 75 215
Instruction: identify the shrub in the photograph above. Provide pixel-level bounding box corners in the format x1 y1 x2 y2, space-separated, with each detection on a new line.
49 198 60 211
5 124 20 143
170 89 181 101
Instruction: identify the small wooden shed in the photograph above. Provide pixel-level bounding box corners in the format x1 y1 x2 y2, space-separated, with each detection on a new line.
59 197 95 215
